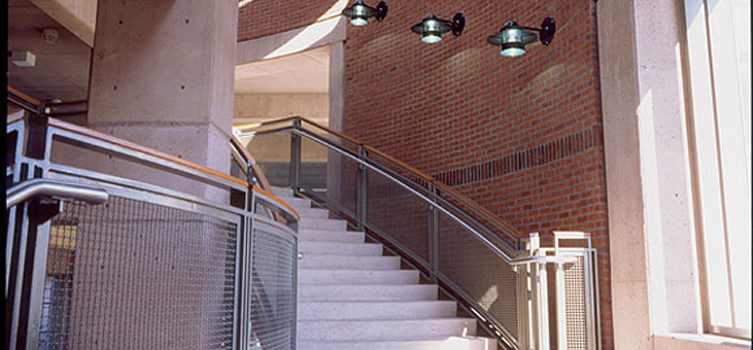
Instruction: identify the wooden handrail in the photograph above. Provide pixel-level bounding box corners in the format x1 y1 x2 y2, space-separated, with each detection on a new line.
434 182 522 238
296 116 362 146
362 145 436 183
252 185 300 219
7 85 41 105
47 118 248 188
230 135 273 191
233 115 299 131
238 115 523 240
293 116 435 182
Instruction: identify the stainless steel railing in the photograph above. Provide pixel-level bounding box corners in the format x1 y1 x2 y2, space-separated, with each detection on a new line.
6 179 109 209
6 116 299 350
235 116 601 350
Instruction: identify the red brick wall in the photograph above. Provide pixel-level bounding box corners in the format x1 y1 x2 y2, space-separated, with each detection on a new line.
237 0 339 41
341 0 612 348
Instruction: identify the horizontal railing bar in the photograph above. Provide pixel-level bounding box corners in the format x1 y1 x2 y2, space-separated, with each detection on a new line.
434 183 522 243
233 115 300 131
434 195 518 253
50 128 247 192
44 162 249 219
292 127 520 262
48 118 248 189
297 116 363 146
6 178 108 209
252 214 299 240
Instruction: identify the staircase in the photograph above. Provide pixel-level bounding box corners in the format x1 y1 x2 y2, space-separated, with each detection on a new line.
272 187 495 350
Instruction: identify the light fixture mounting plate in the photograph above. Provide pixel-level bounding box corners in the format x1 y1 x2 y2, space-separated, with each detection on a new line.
539 17 555 45
375 1 388 21
451 13 465 36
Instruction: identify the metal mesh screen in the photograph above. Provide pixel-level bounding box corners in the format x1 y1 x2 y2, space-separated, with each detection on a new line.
564 256 587 350
365 168 430 262
39 196 238 350
437 213 518 341
248 223 296 350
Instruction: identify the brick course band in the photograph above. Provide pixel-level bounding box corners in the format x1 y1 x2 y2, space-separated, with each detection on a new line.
433 125 601 187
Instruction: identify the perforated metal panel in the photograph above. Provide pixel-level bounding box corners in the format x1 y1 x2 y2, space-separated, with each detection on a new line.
38 196 238 350
248 222 297 350
437 212 518 342
564 257 587 350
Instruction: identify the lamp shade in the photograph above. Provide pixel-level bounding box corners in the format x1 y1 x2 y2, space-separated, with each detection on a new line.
487 20 548 57
342 0 388 26
411 13 464 43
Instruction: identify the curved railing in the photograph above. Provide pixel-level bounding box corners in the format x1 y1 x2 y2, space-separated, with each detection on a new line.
6 116 299 350
235 116 601 350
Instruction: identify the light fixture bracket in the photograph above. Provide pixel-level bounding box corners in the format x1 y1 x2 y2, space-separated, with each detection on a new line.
374 1 388 21
451 13 465 36
486 16 556 57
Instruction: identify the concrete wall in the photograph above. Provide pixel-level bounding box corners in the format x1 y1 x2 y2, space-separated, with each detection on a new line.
233 93 328 120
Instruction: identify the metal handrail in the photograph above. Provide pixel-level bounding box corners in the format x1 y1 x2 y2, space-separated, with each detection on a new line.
235 116 523 258
6 178 109 209
230 134 274 192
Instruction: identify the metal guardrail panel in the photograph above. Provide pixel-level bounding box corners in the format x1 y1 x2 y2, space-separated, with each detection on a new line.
564 256 587 350
38 197 239 349
248 220 297 350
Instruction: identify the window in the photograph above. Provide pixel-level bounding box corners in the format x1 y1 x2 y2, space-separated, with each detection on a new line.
682 0 751 339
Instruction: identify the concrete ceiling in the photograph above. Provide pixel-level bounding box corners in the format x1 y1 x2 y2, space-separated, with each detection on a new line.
8 0 92 103
234 45 329 94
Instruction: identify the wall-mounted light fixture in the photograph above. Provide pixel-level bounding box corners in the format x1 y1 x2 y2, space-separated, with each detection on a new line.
411 13 465 44
342 0 388 26
487 17 555 57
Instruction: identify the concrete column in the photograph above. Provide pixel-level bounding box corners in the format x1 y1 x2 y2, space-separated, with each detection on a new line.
327 41 345 206
86 0 238 200
599 0 700 347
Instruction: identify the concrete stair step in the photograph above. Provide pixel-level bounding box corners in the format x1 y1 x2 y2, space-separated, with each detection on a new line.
298 300 458 320
281 196 312 208
299 284 437 302
299 241 382 256
295 207 330 219
300 255 400 270
297 337 495 350
298 269 418 285
298 229 365 243
297 318 477 341
299 218 348 231
271 186 294 198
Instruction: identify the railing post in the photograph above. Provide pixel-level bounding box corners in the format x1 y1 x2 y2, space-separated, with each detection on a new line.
553 232 569 350
555 261 568 350
528 232 550 350
356 145 367 231
428 182 439 283
290 119 302 195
